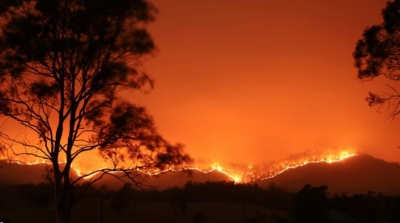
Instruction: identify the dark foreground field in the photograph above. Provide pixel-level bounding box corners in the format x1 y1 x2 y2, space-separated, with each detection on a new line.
0 200 285 223
0 182 288 223
1 181 400 223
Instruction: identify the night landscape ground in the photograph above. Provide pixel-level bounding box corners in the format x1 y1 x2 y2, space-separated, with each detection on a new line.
1 154 400 223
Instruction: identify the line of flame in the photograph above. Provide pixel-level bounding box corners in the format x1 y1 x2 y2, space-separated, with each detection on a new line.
0 150 358 184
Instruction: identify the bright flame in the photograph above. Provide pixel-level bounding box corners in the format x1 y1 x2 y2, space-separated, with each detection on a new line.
210 163 242 183
0 149 358 184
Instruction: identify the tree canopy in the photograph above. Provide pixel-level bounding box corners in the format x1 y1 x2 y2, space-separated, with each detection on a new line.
0 0 191 222
290 184 329 223
353 0 400 117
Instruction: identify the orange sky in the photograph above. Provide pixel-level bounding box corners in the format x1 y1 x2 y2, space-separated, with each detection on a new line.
128 0 400 165
4 0 397 169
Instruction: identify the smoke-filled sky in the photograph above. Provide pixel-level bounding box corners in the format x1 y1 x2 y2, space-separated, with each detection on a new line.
128 0 400 165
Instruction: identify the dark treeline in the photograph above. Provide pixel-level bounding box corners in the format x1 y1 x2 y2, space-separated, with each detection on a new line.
166 181 294 210
1 181 400 223
330 191 400 223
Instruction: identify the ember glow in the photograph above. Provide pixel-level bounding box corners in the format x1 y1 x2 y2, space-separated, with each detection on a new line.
176 149 358 183
0 149 358 184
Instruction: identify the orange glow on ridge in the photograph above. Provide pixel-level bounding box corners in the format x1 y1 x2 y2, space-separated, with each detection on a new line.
0 149 357 184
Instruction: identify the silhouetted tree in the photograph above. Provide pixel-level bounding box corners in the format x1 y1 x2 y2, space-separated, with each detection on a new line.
290 184 329 223
264 183 293 210
0 0 191 222
353 0 400 118
110 183 131 214
99 185 108 223
173 188 189 216
0 144 5 168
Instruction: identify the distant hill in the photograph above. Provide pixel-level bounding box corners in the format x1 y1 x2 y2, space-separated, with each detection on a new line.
257 154 400 195
90 169 232 190
0 161 79 185
2 154 400 195
0 160 231 189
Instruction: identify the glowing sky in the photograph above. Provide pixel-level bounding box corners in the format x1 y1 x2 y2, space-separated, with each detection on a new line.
3 0 397 169
130 0 400 165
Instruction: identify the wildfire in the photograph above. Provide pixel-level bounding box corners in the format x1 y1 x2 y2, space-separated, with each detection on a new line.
0 149 358 184
205 164 242 183
258 150 357 181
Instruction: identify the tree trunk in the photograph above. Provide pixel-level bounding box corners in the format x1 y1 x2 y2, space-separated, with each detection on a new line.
56 204 70 223
55 185 72 223
53 166 72 223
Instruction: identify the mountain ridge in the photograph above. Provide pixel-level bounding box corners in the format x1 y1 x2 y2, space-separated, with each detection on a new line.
257 154 400 195
1 154 400 194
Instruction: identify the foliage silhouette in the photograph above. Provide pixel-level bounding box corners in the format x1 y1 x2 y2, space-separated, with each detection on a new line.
353 0 400 119
110 183 131 214
290 184 329 223
0 0 191 222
